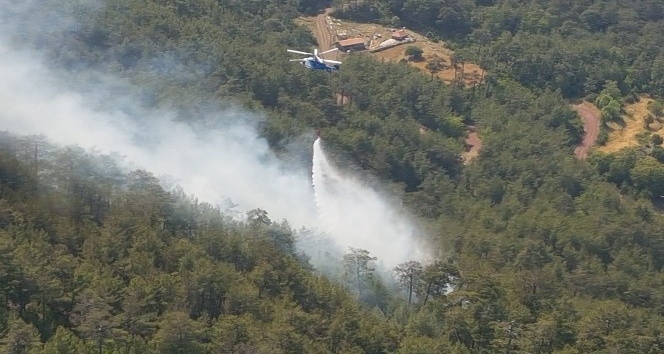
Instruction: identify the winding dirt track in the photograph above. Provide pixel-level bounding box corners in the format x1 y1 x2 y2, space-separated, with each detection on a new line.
313 9 333 53
572 102 601 160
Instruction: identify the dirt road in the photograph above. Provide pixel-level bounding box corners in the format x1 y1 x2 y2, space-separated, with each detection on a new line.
572 102 601 160
313 9 334 53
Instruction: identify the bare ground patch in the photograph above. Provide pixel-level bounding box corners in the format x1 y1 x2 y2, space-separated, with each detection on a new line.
572 101 601 160
297 10 485 157
596 97 662 154
462 127 481 164
296 10 484 87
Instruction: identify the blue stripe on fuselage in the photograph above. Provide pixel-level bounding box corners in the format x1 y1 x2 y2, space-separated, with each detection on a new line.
305 60 335 71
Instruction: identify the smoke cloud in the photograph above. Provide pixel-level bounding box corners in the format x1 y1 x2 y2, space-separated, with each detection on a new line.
313 139 429 268
0 1 430 269
0 41 318 227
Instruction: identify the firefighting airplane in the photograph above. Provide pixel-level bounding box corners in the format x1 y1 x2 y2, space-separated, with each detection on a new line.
287 47 342 72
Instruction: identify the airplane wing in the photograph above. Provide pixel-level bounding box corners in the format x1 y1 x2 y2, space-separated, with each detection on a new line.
287 49 312 56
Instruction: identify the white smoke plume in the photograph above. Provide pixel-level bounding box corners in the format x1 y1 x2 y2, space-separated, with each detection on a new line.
312 139 429 268
0 2 431 269
0 42 318 227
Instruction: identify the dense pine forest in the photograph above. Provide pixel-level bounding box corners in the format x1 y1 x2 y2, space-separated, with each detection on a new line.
334 0 664 98
2 0 664 353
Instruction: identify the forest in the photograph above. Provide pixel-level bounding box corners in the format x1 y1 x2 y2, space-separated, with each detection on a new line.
1 0 664 353
333 0 664 98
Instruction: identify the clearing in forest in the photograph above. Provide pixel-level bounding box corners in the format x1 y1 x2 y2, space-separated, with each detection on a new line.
296 10 484 87
296 10 484 162
596 97 662 154
462 127 481 164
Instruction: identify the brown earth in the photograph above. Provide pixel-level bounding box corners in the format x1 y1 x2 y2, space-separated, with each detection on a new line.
374 45 484 87
335 92 350 105
597 97 661 154
298 9 485 157
296 9 340 61
314 9 333 52
297 10 484 86
572 101 601 160
463 127 482 164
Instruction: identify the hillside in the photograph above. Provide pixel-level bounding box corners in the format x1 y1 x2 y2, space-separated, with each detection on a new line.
331 0 664 98
297 10 484 86
597 97 663 153
296 9 486 165
2 0 664 353
0 134 406 354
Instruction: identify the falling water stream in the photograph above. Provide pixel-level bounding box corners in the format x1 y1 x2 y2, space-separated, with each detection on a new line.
311 138 429 270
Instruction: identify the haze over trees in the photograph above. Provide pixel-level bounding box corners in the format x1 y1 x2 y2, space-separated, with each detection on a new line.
1 0 664 353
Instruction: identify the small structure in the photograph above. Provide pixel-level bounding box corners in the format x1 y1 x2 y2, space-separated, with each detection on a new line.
335 37 366 52
336 30 348 40
392 29 409 40
370 37 415 52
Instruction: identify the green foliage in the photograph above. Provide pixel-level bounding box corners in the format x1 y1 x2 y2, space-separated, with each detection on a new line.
3 0 664 352
595 81 624 123
605 149 638 185
425 56 444 76
0 135 398 354
648 99 664 118
1 316 41 354
596 128 610 145
336 0 664 98
42 327 85 354
393 261 423 306
631 156 664 196
342 248 377 297
151 312 206 354
405 46 424 61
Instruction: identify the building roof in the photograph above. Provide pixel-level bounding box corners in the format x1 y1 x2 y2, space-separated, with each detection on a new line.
336 38 366 47
392 29 408 39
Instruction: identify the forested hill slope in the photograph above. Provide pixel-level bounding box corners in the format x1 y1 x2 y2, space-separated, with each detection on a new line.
2 0 664 353
7 0 469 192
333 0 664 98
0 134 399 354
